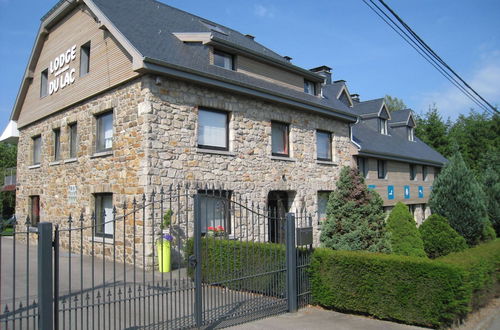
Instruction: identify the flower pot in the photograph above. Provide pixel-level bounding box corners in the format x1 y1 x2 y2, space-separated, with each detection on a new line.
157 241 171 272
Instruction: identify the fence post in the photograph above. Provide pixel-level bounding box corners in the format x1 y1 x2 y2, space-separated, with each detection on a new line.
193 194 203 327
286 212 297 313
38 222 54 330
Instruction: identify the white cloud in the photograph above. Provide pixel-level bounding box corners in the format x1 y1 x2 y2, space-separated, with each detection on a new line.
254 4 275 18
419 51 500 119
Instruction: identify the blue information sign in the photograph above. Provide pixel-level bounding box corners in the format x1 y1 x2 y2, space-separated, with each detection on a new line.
368 185 376 190
404 185 410 199
418 186 424 198
387 185 394 200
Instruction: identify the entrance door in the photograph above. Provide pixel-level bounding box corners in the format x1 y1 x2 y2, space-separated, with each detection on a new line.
268 191 289 243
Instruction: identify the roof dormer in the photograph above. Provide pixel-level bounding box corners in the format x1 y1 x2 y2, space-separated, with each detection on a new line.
389 109 417 141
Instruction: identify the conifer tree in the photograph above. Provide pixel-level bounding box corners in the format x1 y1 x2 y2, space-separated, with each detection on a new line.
428 152 488 246
320 166 391 253
418 214 467 258
386 202 426 257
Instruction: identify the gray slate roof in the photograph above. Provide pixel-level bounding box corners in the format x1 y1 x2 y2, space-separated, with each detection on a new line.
389 109 412 124
87 0 356 119
352 98 385 115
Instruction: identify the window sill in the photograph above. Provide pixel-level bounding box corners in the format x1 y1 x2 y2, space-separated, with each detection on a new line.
89 236 114 244
91 150 113 159
64 158 78 164
196 148 236 157
49 160 62 166
28 164 41 169
271 156 296 162
316 160 337 166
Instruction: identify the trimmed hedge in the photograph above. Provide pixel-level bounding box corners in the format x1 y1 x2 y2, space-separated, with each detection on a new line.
186 238 287 296
386 202 426 257
419 214 467 258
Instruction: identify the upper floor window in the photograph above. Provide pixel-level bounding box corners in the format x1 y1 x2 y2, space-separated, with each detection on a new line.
94 193 113 237
271 121 289 157
409 164 417 181
213 50 234 70
32 135 42 165
40 69 48 98
377 160 387 179
378 118 388 135
69 123 78 158
316 130 332 161
96 111 113 152
422 166 428 181
357 157 368 178
198 108 229 150
408 127 414 141
53 128 61 161
304 80 316 95
80 42 91 77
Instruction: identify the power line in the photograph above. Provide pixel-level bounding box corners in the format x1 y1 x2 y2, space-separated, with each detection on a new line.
362 0 499 115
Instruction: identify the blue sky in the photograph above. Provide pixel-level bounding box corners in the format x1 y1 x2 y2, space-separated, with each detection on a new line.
1 0 499 133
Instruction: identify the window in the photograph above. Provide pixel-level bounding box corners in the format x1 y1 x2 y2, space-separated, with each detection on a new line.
316 130 332 161
198 108 229 150
317 191 331 223
422 166 428 181
198 190 232 234
408 204 416 218
213 50 233 70
357 157 368 178
95 193 113 237
377 160 387 179
80 42 91 77
304 80 316 95
40 69 48 97
32 135 42 165
409 164 417 181
53 128 61 161
30 196 40 226
271 121 289 157
96 112 113 152
378 118 388 135
69 123 78 158
408 127 414 141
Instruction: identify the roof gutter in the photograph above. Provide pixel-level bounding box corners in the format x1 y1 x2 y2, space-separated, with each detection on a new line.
141 58 358 123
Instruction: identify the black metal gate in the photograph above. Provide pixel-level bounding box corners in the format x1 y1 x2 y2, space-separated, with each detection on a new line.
0 185 313 329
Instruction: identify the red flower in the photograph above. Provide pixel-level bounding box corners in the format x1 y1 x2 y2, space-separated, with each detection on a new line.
217 225 225 231
207 226 215 231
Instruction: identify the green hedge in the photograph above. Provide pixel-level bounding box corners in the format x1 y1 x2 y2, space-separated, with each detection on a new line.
186 237 287 296
419 214 467 258
310 240 500 328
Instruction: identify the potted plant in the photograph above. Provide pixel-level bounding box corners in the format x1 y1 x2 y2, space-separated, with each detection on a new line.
161 209 173 232
207 225 226 238
157 209 174 272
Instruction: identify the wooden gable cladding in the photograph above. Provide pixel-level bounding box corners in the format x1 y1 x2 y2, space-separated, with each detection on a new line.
18 5 139 128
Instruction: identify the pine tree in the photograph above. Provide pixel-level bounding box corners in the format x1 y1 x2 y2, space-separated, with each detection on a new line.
415 105 451 157
320 166 391 253
482 161 500 236
386 202 426 257
428 152 488 246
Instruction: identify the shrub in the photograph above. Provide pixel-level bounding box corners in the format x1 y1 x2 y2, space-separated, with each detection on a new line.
386 202 426 257
480 220 497 242
320 166 391 253
429 152 488 246
309 248 469 327
186 237 287 296
419 214 467 258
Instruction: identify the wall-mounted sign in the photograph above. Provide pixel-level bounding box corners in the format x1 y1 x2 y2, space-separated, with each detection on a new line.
404 185 410 199
368 185 376 190
418 186 424 198
388 185 394 200
49 45 77 95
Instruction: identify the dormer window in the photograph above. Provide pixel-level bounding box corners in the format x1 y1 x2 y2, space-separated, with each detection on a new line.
213 50 234 70
304 80 316 95
378 118 388 135
408 127 414 141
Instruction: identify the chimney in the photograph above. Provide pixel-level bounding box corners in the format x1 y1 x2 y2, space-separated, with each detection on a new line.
245 34 255 40
351 94 360 103
310 65 332 84
283 56 292 62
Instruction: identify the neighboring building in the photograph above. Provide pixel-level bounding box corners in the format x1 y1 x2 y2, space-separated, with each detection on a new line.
350 97 447 224
3 0 359 246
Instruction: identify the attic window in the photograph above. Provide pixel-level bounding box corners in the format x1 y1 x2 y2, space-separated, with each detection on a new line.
40 69 48 98
408 127 415 141
304 80 316 95
378 118 388 135
213 50 234 70
201 21 227 35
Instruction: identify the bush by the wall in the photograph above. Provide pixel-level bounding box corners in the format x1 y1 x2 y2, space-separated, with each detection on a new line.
309 248 469 327
386 202 426 257
419 214 467 258
480 220 497 242
186 238 287 296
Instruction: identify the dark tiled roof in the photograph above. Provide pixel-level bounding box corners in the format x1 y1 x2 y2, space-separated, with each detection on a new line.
89 0 356 119
352 98 385 115
321 82 355 113
389 109 412 124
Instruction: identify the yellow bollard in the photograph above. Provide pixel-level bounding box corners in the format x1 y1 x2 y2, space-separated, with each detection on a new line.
157 241 171 272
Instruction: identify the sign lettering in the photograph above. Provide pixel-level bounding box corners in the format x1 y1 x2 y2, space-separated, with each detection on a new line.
48 45 77 95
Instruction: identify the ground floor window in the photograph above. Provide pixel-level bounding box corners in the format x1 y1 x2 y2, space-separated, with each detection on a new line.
198 190 232 235
95 193 114 237
317 191 332 224
408 204 416 219
30 195 40 226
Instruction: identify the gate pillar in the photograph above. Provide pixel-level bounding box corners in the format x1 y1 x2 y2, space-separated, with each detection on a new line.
285 213 297 313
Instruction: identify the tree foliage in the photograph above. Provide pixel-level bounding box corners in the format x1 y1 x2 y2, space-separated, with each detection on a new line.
0 142 17 219
386 202 426 257
415 105 451 157
384 95 407 112
428 152 488 246
320 166 391 253
418 214 467 259
481 158 500 236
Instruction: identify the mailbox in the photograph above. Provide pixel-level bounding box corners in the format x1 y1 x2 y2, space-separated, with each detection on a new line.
296 227 313 246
